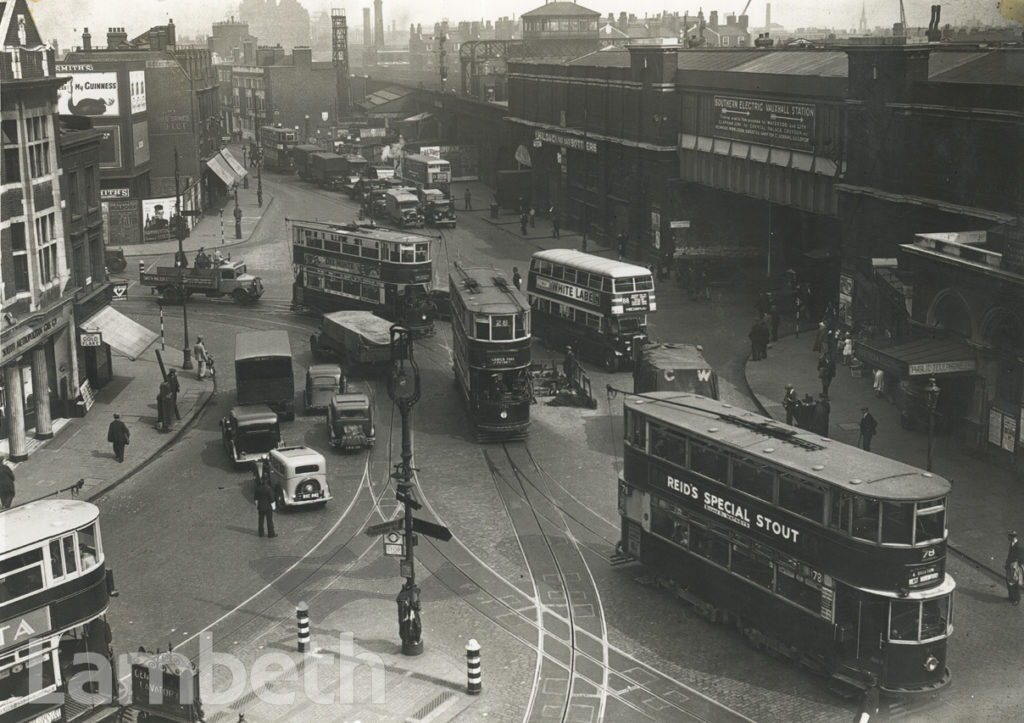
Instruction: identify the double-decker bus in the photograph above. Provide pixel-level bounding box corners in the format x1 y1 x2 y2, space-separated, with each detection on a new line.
400 154 451 197
450 264 532 440
527 249 655 372
290 219 436 336
235 330 296 421
619 392 954 695
260 125 298 172
0 499 116 723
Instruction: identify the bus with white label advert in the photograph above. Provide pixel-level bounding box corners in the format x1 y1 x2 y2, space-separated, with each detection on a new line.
619 392 954 696
527 249 655 372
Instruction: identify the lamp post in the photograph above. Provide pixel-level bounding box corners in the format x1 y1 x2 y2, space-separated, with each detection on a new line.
925 376 941 471
580 108 588 254
173 148 193 370
387 325 423 656
304 114 310 143
242 145 249 189
255 107 263 208
233 187 242 239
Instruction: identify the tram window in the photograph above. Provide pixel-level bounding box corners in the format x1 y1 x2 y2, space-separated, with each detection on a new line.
829 492 851 534
475 316 489 339
551 265 564 280
343 279 359 297
588 275 603 290
49 540 64 578
614 278 634 293
306 237 323 249
0 549 43 576
79 522 99 568
732 461 774 502
492 316 513 341
626 410 646 448
360 284 378 302
889 600 919 641
324 239 341 253
731 544 773 588
852 497 880 542
651 501 687 545
402 247 415 263
563 269 577 284
515 313 526 338
62 536 78 574
307 272 322 289
576 272 589 287
916 500 946 543
362 243 380 259
389 245 401 262
415 244 428 262
324 276 342 292
881 501 914 544
776 570 822 612
778 475 824 523
690 442 726 482
342 241 359 255
921 596 950 640
0 649 57 700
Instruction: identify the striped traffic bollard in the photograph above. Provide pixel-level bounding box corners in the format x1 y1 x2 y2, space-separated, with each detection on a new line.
139 260 145 277
296 602 310 652
465 639 481 695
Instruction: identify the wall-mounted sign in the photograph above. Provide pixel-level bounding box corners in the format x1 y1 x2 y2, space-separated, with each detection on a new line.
100 187 130 200
56 71 120 116
535 129 597 154
112 283 129 301
80 332 102 347
713 95 816 152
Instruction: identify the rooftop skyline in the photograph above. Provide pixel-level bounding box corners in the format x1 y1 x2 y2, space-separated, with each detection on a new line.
29 0 1016 52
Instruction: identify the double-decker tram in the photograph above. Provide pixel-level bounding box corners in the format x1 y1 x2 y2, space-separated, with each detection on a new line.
260 125 298 173
619 393 954 695
527 249 655 372
0 499 117 723
290 218 436 335
450 264 532 440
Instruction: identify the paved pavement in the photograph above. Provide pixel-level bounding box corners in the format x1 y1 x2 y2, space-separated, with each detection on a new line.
5 171 1019 720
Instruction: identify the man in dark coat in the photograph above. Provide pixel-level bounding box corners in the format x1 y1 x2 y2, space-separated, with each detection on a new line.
782 384 798 425
859 407 878 451
254 476 277 538
0 458 15 509
812 393 831 437
107 413 130 462
818 353 836 398
166 369 181 420
1005 531 1024 605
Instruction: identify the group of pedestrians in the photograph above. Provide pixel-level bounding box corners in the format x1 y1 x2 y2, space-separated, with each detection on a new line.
781 383 832 437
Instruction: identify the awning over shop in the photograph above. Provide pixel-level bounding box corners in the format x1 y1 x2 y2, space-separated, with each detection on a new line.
78 306 158 361
855 338 976 378
220 149 248 181
205 153 238 186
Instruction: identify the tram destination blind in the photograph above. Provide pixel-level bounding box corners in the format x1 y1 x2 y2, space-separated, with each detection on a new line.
820 586 835 621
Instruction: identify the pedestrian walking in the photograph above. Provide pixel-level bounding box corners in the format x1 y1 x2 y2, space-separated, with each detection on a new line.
842 333 854 366
0 457 15 509
207 354 218 394
782 384 798 425
563 346 577 379
1005 531 1024 605
748 316 769 361
552 213 560 238
464 188 472 210
872 367 885 397
529 206 536 228
167 369 181 420
812 393 831 437
156 381 173 432
520 212 528 236
858 406 878 451
193 335 209 380
818 353 836 398
512 267 522 291
107 413 130 463
813 321 828 352
254 476 277 538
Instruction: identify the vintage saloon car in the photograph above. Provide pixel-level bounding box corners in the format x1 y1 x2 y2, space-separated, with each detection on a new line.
267 446 331 508
326 392 375 450
220 406 283 465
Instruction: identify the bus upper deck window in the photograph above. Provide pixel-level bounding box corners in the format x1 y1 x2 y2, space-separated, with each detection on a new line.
563 269 577 284
636 276 654 291
614 278 634 293
552 265 564 280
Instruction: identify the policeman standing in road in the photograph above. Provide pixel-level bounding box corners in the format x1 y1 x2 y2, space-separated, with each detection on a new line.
254 474 277 538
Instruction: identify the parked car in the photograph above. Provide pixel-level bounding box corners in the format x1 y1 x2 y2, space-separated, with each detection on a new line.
267 446 331 508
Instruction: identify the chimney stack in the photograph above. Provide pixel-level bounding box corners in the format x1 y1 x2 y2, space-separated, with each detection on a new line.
739 14 749 30
107 27 128 49
709 11 719 29
167 18 176 47
82 27 92 50
766 3 772 28
363 8 371 46
373 0 384 47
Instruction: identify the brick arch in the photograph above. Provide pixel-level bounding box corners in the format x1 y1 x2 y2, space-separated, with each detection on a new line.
979 307 1024 352
926 289 973 340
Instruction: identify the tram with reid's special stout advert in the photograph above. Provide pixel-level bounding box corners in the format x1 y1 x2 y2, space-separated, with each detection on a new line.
290 218 436 336
527 249 654 372
450 264 532 440
618 392 954 696
0 499 118 723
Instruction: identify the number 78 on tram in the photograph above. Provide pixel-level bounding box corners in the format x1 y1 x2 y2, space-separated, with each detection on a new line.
618 392 954 695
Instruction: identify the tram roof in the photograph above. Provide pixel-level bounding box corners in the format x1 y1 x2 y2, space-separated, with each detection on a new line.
1 500 100 554
531 248 653 278
626 392 952 501
289 218 430 244
451 267 529 312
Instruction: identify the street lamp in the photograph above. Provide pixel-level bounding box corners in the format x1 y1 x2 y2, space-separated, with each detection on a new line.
387 325 423 656
304 114 310 143
925 376 941 471
242 145 249 188
173 148 193 370
255 107 263 208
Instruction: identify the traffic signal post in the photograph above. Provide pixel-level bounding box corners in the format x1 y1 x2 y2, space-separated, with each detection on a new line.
364 326 451 656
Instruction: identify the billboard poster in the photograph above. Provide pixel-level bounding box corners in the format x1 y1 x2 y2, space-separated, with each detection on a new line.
57 72 120 117
132 120 150 165
142 196 177 243
95 125 122 169
713 95 816 152
104 199 141 246
130 70 146 114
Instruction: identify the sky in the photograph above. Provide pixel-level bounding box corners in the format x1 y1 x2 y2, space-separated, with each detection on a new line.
29 0 1014 53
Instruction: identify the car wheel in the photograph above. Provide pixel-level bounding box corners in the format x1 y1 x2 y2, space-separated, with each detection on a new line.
275 487 287 510
233 288 248 304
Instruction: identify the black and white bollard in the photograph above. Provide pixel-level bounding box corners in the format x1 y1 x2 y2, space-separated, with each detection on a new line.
466 639 481 695
139 260 145 277
296 602 310 652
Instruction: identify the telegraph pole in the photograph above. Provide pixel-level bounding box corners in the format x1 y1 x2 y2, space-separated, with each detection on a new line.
255 108 264 208
174 148 193 370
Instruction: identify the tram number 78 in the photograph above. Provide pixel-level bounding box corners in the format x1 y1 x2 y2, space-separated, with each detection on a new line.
922 547 936 560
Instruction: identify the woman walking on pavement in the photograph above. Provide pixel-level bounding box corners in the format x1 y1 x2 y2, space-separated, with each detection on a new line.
1006 531 1024 605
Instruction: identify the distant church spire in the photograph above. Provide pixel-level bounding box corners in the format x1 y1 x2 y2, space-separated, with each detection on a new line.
859 0 868 33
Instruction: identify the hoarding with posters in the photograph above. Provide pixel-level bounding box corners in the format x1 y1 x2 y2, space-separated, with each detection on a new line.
57 72 120 117
142 197 177 243
130 70 146 114
103 199 141 246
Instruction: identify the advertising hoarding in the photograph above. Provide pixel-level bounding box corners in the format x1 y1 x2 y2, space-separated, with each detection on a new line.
130 70 146 114
57 72 120 116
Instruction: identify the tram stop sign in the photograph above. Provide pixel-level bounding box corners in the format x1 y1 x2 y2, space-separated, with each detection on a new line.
383 531 404 557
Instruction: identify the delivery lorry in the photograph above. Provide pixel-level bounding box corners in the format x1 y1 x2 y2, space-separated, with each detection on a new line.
633 342 720 399
292 144 322 181
310 310 405 367
418 188 456 228
308 152 349 190
139 259 264 304
384 188 424 228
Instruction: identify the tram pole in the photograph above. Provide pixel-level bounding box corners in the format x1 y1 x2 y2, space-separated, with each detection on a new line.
387 325 423 655
174 148 193 370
